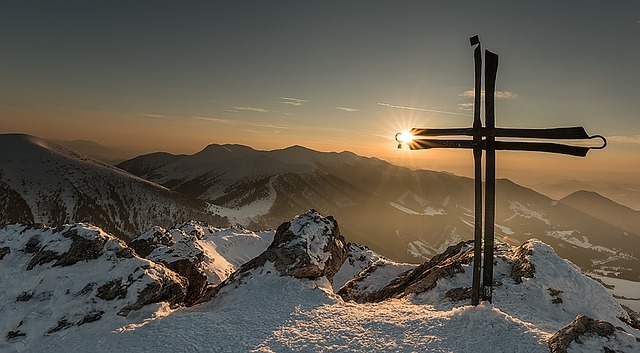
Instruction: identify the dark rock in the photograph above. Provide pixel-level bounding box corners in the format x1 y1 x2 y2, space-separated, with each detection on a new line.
76 283 95 296
549 288 563 304
6 330 26 339
47 319 72 333
163 258 207 307
511 241 535 284
340 241 473 303
116 247 135 259
96 278 129 301
0 246 10 260
131 227 209 307
619 305 640 331
445 287 472 302
130 228 176 258
16 292 33 302
26 250 60 270
23 236 40 253
118 275 187 316
548 315 617 353
77 311 104 326
54 228 107 267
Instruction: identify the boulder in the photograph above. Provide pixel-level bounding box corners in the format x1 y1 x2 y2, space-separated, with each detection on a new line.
201 210 347 303
131 224 212 306
240 210 347 281
340 241 473 303
548 314 640 353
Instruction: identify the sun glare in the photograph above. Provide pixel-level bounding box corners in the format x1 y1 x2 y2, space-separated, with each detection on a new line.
397 131 414 143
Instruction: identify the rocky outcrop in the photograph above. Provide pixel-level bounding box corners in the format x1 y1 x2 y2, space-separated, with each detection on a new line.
548 315 639 353
201 210 347 303
339 241 474 303
236 210 346 282
0 223 188 340
511 241 536 284
131 223 215 306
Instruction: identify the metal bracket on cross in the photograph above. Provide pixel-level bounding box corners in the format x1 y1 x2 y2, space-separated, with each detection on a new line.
395 35 607 305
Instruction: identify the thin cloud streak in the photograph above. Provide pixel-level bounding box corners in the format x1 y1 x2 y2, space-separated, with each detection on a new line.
336 106 359 112
609 135 640 144
457 103 474 111
460 90 519 99
232 106 272 113
191 116 237 124
378 102 471 117
279 97 308 106
136 112 172 118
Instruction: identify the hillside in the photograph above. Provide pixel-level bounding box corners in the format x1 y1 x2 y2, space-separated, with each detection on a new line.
0 134 227 241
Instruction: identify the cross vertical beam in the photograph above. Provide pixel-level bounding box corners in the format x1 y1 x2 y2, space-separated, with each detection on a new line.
470 35 483 306
482 50 498 302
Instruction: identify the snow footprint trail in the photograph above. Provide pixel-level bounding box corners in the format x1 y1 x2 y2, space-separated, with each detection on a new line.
254 300 549 353
43 272 337 353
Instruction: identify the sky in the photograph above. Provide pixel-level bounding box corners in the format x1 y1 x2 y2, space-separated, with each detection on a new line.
1 1 639 186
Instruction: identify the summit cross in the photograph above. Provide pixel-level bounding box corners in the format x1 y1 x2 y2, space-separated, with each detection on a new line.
395 35 607 305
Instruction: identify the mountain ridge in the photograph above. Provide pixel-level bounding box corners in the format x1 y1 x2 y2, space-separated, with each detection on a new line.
2 133 638 281
0 134 227 241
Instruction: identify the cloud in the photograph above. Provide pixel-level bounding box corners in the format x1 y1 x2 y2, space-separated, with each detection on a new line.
460 90 519 99
279 97 307 106
232 106 272 113
336 106 359 112
457 103 474 111
136 112 171 118
377 102 471 117
191 116 237 124
608 135 640 144
247 122 296 130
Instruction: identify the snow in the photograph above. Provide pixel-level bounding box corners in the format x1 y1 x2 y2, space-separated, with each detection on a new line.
207 176 278 225
2 222 639 353
136 221 274 284
286 211 335 270
390 190 447 216
506 201 551 225
0 224 186 353
589 274 640 313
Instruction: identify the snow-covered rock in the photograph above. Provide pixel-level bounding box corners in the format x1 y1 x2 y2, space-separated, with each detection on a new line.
130 221 274 306
201 210 347 303
0 223 187 349
548 315 639 353
334 243 416 298
233 210 346 282
340 240 474 303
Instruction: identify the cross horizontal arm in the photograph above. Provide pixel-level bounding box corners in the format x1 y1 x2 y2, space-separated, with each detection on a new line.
407 139 591 157
410 126 591 140
495 141 589 157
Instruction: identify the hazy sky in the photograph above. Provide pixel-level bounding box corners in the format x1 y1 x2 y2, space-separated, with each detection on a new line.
1 1 639 184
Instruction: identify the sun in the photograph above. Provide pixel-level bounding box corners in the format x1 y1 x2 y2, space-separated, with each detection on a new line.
396 131 414 143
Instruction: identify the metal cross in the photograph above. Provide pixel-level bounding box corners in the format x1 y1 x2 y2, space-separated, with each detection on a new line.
395 35 607 305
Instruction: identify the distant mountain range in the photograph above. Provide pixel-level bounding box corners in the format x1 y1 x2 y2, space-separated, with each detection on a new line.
1 133 638 281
